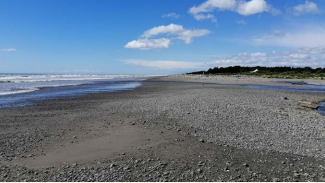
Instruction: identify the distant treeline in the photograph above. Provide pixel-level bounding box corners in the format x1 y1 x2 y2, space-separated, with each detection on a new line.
187 66 325 79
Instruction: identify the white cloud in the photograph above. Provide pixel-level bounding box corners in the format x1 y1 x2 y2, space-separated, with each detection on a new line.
189 0 237 14
193 14 217 22
162 13 181 19
1 48 17 52
188 0 236 21
296 46 325 54
124 38 171 50
237 0 269 16
125 24 210 50
251 52 266 57
252 27 325 48
208 46 325 68
124 59 205 70
124 46 325 70
236 20 247 25
292 1 320 16
176 29 211 44
288 53 310 59
143 24 184 38
189 0 280 22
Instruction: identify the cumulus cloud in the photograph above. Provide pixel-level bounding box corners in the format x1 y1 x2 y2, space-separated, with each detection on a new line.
189 0 280 22
288 53 310 59
208 46 325 68
252 27 325 48
251 52 266 57
142 24 184 38
162 13 181 19
1 48 17 52
296 46 325 54
292 1 320 16
124 59 205 70
193 14 217 22
176 29 211 44
236 0 269 15
124 46 325 70
125 24 210 50
124 38 171 50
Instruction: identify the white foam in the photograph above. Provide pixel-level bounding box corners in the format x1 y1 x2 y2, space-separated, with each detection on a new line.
0 89 39 96
0 74 150 83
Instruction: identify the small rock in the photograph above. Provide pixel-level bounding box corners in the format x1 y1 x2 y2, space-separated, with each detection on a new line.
272 178 280 182
199 139 205 143
284 97 288 100
110 163 116 168
293 172 300 178
161 162 168 166
163 171 169 176
198 161 204 166
303 173 309 177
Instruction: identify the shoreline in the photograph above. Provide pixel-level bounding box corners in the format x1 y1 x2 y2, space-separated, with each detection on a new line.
1 75 325 181
0 74 155 97
1 74 324 109
0 79 148 109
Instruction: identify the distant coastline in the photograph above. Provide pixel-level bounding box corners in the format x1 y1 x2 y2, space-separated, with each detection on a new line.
188 66 325 80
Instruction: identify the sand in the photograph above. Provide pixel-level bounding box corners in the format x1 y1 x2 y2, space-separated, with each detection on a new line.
1 75 325 181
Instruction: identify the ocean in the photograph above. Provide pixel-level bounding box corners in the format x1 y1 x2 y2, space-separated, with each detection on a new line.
0 74 152 108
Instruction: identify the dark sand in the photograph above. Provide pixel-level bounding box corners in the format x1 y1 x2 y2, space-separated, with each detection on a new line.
1 76 325 181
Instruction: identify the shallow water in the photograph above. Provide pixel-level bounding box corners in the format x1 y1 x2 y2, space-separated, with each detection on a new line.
318 102 325 116
0 80 142 109
0 74 147 95
236 83 325 93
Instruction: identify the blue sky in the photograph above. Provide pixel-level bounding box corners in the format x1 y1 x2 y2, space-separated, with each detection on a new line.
0 0 325 75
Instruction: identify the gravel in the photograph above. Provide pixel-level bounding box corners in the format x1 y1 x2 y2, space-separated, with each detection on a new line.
1 75 325 181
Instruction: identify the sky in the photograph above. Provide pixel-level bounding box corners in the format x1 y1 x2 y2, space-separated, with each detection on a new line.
0 0 325 75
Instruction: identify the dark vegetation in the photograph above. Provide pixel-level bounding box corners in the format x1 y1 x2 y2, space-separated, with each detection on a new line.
188 66 325 79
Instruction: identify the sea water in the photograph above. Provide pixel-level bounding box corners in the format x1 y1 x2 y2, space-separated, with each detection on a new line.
0 74 151 108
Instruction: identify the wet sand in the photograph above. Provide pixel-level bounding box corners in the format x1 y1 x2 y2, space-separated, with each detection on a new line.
1 75 325 181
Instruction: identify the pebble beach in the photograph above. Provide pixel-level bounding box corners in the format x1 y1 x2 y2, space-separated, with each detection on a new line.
1 75 325 181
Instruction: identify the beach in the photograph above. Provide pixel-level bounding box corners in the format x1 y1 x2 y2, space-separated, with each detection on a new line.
1 75 325 181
